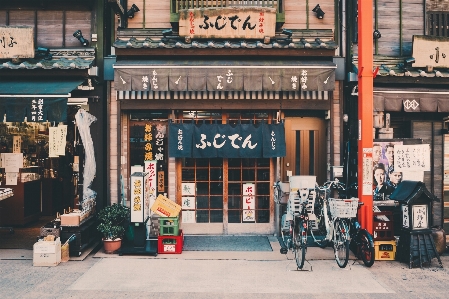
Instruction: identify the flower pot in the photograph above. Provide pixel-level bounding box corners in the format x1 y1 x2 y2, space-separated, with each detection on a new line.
103 238 122 254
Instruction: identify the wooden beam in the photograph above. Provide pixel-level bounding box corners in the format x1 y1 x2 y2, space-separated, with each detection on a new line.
115 48 336 57
119 99 330 110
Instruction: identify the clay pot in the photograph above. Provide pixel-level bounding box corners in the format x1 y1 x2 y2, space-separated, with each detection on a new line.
431 227 446 255
103 238 122 254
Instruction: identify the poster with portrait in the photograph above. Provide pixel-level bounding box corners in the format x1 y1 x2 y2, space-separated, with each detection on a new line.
373 141 430 202
372 141 403 201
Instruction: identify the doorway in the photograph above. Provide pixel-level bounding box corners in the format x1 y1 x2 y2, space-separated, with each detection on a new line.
283 118 327 184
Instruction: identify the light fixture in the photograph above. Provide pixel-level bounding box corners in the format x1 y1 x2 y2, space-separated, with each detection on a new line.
162 29 173 38
36 47 52 60
373 29 382 39
312 4 325 19
73 30 89 46
127 4 140 19
282 29 293 38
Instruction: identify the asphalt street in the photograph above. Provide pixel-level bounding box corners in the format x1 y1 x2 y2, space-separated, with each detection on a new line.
1 237 448 299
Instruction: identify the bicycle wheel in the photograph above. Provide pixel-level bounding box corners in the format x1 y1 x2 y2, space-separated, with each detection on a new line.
294 220 306 269
358 229 375 267
334 219 350 268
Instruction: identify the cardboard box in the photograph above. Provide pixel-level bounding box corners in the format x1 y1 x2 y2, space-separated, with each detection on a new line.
374 240 396 261
151 195 181 217
33 238 61 266
60 213 81 226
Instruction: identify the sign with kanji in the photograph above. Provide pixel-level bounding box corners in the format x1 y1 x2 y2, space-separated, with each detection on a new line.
130 173 147 222
362 148 373 195
182 210 196 223
394 144 430 171
402 205 409 228
412 204 428 229
243 183 255 222
0 26 34 58
182 196 195 210
179 7 276 39
182 183 195 196
144 161 157 218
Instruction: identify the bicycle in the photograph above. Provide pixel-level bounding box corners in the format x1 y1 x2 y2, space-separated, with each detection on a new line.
311 180 359 268
275 181 313 269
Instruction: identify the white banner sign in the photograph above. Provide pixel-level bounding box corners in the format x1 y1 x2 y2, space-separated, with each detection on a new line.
394 144 430 171
144 161 158 218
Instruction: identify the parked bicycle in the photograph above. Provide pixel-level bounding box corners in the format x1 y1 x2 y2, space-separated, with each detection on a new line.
311 179 373 268
274 181 312 270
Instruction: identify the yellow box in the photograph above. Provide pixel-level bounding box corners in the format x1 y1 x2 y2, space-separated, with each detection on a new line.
151 195 181 217
374 240 396 261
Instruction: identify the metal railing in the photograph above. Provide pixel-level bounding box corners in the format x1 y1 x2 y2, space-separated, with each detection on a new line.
172 0 284 13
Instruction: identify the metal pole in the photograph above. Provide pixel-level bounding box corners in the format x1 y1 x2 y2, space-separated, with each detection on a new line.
357 0 374 234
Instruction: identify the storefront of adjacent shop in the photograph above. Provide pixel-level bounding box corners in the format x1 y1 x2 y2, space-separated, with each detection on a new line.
112 59 338 235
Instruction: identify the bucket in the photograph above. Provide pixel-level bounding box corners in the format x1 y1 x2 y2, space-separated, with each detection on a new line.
61 243 69 262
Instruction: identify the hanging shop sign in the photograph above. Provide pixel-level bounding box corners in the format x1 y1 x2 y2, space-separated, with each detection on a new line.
144 160 158 218
243 183 255 222
0 26 34 59
0 98 68 122
114 61 336 92
168 122 286 158
412 35 449 68
179 7 276 39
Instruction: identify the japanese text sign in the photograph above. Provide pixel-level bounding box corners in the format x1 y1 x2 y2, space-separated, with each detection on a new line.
0 26 34 59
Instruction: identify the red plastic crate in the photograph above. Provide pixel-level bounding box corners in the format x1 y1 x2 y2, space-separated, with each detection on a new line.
157 230 183 254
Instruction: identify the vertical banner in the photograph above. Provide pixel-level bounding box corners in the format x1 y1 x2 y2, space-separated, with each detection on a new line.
362 148 373 195
144 161 158 219
182 183 196 223
12 136 21 154
168 122 193 157
48 127 58 157
57 125 67 156
154 123 167 195
130 173 145 223
243 183 255 222
262 123 286 157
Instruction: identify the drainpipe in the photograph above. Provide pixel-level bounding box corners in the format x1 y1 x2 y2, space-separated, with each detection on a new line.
357 0 374 234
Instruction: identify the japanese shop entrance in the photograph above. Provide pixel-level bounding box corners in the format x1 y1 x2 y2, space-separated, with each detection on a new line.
127 111 326 235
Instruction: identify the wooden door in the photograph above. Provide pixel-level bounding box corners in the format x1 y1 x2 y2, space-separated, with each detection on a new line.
283 118 327 184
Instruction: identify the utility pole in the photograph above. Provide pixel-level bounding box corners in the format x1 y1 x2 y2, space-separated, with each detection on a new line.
357 0 374 233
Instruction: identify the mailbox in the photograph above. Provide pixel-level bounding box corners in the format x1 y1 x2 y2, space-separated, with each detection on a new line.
389 181 439 232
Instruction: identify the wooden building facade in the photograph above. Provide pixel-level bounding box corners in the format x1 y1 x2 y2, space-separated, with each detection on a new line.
346 0 449 235
0 0 108 224
107 0 345 235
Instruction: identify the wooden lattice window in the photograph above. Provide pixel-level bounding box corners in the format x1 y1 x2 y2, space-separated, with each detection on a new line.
427 12 449 37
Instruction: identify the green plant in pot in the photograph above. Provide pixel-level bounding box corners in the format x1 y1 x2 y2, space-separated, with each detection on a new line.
97 203 130 253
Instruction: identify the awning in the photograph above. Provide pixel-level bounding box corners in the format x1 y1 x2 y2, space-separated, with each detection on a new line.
374 87 449 112
0 80 84 122
114 60 336 92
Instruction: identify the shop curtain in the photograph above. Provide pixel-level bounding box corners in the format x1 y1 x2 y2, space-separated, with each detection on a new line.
0 98 67 122
168 122 285 158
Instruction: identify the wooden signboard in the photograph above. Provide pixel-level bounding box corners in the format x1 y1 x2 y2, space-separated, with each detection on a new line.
179 7 276 39
0 26 34 59
412 35 449 68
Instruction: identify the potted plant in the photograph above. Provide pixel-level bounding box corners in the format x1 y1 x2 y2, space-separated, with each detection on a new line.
97 203 130 253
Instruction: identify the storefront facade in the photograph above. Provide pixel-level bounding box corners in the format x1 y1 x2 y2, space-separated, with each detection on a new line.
0 1 107 227
108 0 344 235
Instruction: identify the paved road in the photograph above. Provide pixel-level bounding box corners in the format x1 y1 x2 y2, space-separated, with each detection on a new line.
1 239 448 299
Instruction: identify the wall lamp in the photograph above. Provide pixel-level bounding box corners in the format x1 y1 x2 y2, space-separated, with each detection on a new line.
312 4 325 19
127 4 140 19
73 30 89 46
36 47 52 60
373 29 382 39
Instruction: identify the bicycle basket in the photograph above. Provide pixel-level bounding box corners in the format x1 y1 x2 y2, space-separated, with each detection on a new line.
328 198 358 218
